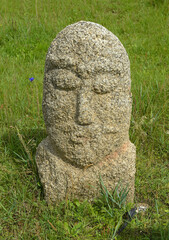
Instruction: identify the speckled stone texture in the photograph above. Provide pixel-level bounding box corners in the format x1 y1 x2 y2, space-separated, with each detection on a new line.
36 21 136 204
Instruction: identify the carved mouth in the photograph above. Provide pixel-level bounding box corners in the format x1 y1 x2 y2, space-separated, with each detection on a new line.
70 135 90 144
70 125 118 144
102 126 118 133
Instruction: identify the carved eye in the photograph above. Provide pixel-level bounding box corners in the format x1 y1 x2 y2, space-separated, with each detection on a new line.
93 75 117 94
93 82 111 94
47 69 81 90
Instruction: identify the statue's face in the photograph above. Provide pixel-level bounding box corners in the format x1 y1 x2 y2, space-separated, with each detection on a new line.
43 22 131 167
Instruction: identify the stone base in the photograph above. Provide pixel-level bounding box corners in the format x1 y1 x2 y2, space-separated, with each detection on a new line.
36 137 136 204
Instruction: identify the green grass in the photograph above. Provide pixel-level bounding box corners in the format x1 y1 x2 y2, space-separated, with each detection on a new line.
0 0 169 239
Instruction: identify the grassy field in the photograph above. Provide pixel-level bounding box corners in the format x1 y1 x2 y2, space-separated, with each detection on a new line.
0 0 169 239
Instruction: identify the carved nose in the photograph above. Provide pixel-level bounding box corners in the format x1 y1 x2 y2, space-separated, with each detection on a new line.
76 90 95 125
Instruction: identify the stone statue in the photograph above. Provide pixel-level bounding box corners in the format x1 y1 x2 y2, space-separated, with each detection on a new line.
36 21 136 204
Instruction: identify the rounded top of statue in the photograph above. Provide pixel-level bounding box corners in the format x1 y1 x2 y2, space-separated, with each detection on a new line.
45 21 130 79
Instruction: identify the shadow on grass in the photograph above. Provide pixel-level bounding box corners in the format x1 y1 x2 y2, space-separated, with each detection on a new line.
1 127 47 158
119 226 169 240
1 127 47 199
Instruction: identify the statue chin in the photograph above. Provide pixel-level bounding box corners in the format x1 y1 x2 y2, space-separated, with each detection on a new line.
50 138 104 167
48 125 129 167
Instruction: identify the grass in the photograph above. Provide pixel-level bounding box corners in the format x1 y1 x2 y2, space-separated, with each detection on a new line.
0 0 169 239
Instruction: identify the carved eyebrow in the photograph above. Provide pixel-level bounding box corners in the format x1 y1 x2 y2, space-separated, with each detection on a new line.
92 73 119 93
46 54 77 69
46 54 122 76
48 69 81 91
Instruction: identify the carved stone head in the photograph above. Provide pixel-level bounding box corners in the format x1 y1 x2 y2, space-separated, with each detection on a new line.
42 21 132 168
